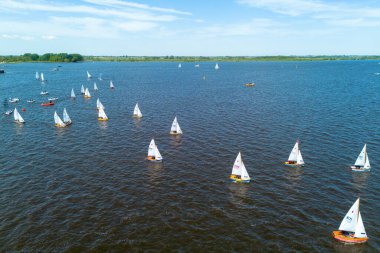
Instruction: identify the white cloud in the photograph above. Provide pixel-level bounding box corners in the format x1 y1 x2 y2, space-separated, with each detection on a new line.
1 34 34 40
41 35 56 40
116 21 158 32
83 0 192 16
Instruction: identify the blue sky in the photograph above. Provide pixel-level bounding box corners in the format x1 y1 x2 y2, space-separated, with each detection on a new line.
0 0 379 56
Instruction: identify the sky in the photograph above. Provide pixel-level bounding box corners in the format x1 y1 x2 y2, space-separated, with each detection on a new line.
0 0 380 56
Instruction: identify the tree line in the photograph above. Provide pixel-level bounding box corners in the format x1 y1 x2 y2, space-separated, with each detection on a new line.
0 53 84 63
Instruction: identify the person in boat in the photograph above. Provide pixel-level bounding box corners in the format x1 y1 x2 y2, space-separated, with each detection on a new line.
287 160 295 164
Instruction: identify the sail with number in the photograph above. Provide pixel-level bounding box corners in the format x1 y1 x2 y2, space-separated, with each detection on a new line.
230 152 251 183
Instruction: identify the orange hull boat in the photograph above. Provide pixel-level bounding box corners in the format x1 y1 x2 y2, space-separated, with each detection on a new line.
332 231 368 244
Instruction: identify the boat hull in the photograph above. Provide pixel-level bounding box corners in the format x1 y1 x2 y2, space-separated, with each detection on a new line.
133 115 142 118
55 123 66 128
283 162 304 167
351 166 370 172
98 117 108 121
230 175 250 183
332 231 368 244
41 102 54 106
170 131 182 135
146 156 162 162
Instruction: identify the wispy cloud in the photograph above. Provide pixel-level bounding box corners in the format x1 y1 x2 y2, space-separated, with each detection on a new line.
237 0 380 27
41 35 57 40
1 34 34 40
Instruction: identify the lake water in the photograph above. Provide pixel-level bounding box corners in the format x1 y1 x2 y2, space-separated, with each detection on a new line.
0 61 379 252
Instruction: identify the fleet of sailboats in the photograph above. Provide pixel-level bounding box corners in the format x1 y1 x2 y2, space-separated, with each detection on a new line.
332 197 368 243
284 139 305 167
133 103 142 118
147 139 163 162
230 152 251 183
170 116 182 135
351 144 370 171
13 108 25 124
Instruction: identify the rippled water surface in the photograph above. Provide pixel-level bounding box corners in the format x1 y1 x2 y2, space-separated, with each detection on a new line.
0 61 379 252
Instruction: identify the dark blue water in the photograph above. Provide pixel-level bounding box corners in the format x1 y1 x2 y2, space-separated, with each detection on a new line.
0 61 379 252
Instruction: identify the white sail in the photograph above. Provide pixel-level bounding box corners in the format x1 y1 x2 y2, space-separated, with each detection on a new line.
354 144 369 168
36 72 39 80
155 145 163 160
170 116 183 134
96 98 104 110
240 159 250 181
71 88 76 98
98 107 108 120
63 108 72 124
297 150 305 165
133 103 142 117
84 88 91 98
81 85 85 94
288 141 299 161
54 111 65 127
148 139 156 157
215 63 219 70
339 198 359 232
178 63 181 68
354 212 367 238
14 108 25 123
231 152 243 176
41 73 45 82
87 71 92 79
94 82 98 91
110 80 114 89
364 153 371 169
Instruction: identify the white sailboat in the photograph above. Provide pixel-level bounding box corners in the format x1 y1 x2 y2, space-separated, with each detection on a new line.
170 116 183 135
87 71 92 79
54 111 66 128
133 103 142 118
351 144 371 171
98 107 108 121
284 139 305 167
81 85 85 94
63 108 72 125
110 80 114 89
41 72 45 82
230 152 251 183
215 63 219 70
147 139 163 162
332 197 368 243
96 98 105 110
35 72 40 80
178 63 182 68
94 82 98 91
71 88 76 99
14 108 25 124
84 88 91 98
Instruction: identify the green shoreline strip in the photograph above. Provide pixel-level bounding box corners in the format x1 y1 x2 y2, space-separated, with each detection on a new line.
1 53 380 63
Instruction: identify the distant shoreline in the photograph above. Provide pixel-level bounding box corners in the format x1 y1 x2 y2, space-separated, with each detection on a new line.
1 55 380 63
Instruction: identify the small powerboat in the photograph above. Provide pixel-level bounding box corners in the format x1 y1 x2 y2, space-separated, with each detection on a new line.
4 109 13 115
48 97 58 101
41 101 54 106
40 91 49 95
9 98 19 103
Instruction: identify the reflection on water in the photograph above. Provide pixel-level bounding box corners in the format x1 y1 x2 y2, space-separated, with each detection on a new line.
332 240 367 253
169 135 182 147
133 118 142 128
351 171 370 191
98 121 108 130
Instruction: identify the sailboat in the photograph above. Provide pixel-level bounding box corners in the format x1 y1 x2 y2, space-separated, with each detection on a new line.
178 63 182 68
351 144 371 172
35 72 40 80
14 108 25 124
81 85 85 94
71 88 76 99
96 98 105 110
215 63 219 70
63 108 72 125
170 116 183 135
230 152 251 183
84 88 91 98
54 111 66 128
110 80 115 89
133 103 142 118
40 72 46 82
284 139 305 167
94 82 98 91
87 71 92 79
147 139 163 162
98 107 108 121
332 197 368 243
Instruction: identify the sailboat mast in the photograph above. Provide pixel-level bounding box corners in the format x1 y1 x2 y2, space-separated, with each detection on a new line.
357 195 360 224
